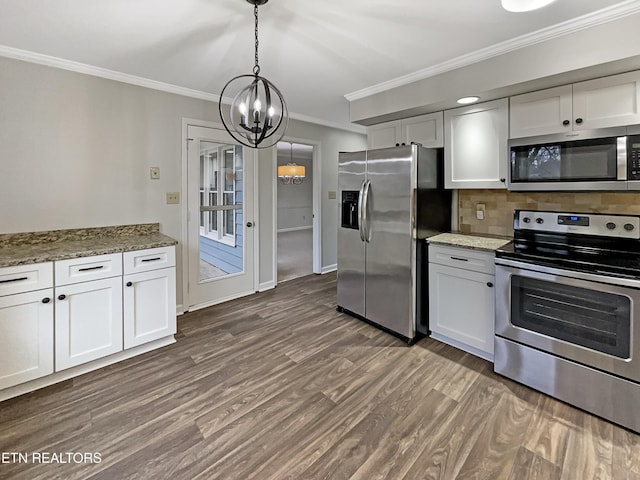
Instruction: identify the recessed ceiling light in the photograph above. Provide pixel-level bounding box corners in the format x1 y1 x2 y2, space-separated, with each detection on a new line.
501 0 557 12
457 96 480 105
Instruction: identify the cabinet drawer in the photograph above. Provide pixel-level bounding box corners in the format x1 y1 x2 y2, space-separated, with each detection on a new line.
123 247 175 274
0 263 53 296
429 245 495 274
55 253 123 286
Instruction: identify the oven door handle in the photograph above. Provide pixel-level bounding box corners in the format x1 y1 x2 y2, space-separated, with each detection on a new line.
495 257 640 288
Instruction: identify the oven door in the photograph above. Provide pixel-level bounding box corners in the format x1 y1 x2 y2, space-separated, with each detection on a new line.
496 259 640 383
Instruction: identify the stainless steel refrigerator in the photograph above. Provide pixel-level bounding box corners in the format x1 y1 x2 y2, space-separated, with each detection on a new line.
337 144 451 344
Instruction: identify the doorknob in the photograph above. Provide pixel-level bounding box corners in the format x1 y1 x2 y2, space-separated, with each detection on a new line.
246 222 254 228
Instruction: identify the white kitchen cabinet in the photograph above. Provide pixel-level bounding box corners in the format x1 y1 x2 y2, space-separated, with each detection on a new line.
510 71 640 138
428 245 495 361
444 99 508 189
54 253 124 371
367 112 444 149
0 288 54 389
123 247 176 349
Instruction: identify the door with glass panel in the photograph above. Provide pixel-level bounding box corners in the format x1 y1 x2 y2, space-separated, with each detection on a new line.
187 125 255 309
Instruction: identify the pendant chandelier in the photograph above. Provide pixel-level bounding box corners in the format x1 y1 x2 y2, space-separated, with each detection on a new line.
278 142 305 184
219 0 288 149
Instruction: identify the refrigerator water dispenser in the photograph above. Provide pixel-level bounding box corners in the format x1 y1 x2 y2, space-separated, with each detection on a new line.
341 190 359 229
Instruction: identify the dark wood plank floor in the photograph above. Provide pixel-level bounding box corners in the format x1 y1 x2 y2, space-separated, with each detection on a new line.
1 272 639 479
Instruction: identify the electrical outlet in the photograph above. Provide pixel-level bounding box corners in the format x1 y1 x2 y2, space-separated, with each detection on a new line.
476 203 486 220
150 167 160 180
166 192 180 204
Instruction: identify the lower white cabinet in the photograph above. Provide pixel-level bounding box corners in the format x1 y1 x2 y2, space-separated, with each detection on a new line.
124 267 176 349
0 288 54 389
0 245 176 398
55 276 123 370
428 245 495 361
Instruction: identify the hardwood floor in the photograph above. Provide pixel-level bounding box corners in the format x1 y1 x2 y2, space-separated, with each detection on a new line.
1 272 639 479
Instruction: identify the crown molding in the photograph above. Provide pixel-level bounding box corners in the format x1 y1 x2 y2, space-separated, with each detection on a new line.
0 44 365 134
345 0 640 101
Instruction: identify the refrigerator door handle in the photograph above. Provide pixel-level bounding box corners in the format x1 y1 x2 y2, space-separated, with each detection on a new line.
357 179 366 242
362 180 372 243
410 188 416 239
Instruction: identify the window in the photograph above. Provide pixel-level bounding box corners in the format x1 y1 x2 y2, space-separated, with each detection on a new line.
200 144 242 246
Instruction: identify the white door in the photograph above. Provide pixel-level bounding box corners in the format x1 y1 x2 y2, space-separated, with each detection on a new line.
187 125 256 309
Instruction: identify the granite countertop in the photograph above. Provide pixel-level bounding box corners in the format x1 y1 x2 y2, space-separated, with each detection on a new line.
427 232 511 252
0 224 178 267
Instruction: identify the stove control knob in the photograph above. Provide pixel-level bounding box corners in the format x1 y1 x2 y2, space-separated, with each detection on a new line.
606 222 617 230
522 217 531 224
535 218 544 224
624 223 635 232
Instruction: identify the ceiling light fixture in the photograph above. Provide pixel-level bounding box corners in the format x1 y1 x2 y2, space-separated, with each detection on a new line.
278 142 305 184
501 0 557 12
457 96 480 105
218 0 288 149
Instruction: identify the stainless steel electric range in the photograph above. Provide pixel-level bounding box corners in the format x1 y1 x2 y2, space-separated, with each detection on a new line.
494 210 640 433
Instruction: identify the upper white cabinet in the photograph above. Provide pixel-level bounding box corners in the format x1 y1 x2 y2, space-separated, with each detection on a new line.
510 85 573 138
367 112 444 149
574 71 640 130
444 98 508 189
510 70 640 138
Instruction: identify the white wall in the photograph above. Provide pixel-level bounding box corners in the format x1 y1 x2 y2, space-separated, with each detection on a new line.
277 142 313 231
0 56 366 305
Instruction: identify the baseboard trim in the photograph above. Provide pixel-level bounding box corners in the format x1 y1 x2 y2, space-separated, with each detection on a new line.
0 336 176 402
188 288 257 311
321 264 337 274
259 281 276 292
277 226 313 233
176 304 185 316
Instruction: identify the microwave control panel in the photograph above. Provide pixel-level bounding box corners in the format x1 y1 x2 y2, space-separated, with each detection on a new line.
629 135 640 180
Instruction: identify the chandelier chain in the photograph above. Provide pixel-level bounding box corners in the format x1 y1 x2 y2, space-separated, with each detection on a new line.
253 4 260 75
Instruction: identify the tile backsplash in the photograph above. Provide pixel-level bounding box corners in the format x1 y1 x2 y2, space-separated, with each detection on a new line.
459 190 640 237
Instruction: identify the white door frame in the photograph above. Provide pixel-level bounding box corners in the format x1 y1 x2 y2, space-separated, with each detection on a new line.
272 136 322 284
180 118 259 311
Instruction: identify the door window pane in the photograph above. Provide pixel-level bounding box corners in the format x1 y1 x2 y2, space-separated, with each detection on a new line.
198 141 244 281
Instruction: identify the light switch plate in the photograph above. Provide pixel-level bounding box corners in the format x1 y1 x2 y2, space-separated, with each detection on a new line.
166 192 180 204
150 167 160 180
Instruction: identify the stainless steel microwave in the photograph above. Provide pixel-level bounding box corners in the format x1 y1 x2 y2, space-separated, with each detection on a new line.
508 125 640 191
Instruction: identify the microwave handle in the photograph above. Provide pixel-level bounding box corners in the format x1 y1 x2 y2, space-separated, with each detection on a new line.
618 136 627 181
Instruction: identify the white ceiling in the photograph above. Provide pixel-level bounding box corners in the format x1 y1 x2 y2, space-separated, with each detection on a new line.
0 0 636 128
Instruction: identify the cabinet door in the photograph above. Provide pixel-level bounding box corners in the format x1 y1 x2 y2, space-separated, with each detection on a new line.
0 289 54 389
367 120 401 149
444 99 508 189
124 267 176 349
428 263 494 356
401 112 444 148
55 277 123 370
509 85 573 138
573 71 640 130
